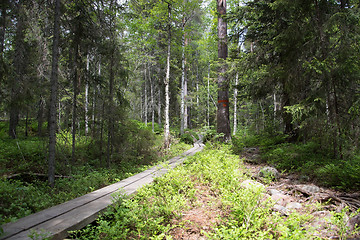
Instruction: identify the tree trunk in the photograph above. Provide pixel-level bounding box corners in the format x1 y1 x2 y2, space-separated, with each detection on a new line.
58 101 61 131
164 4 171 149
207 63 210 127
25 110 29 137
99 101 105 166
180 27 185 135
71 41 80 163
216 0 231 142
48 0 60 187
150 68 155 133
158 84 161 127
37 97 44 136
0 0 7 56
144 66 148 125
233 72 238 135
196 53 199 126
9 2 26 139
85 55 89 136
107 52 115 168
180 22 187 134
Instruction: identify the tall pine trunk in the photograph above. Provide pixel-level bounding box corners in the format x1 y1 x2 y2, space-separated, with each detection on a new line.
107 52 115 168
48 0 60 187
0 0 7 56
9 3 26 139
216 0 231 141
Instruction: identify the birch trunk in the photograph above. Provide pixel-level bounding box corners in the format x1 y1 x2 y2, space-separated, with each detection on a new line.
144 66 148 125
150 69 155 133
164 4 171 148
207 63 210 127
233 72 238 135
158 84 161 127
180 25 185 134
85 55 89 136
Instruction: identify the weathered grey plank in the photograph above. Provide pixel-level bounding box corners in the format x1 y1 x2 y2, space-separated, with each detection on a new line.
1 143 204 240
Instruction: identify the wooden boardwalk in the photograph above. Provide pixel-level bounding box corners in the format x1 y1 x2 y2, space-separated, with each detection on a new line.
0 143 204 240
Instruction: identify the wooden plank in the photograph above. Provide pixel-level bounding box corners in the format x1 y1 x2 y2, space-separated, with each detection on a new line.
1 143 204 240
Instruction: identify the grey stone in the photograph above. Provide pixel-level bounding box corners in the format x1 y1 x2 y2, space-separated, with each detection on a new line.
244 147 258 153
258 166 280 180
347 213 360 231
272 204 289 216
240 179 265 190
296 184 321 194
286 202 302 210
244 156 260 164
270 193 294 206
267 188 282 196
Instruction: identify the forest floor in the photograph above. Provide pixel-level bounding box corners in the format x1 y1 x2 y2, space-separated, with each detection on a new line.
167 147 360 240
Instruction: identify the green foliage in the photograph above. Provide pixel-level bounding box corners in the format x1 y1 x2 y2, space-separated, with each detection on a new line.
231 130 287 154
0 138 47 175
179 129 198 145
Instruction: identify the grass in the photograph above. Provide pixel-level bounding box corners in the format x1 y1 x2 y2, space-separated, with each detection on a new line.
69 144 360 239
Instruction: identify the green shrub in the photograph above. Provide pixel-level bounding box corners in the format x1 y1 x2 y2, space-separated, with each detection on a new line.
180 132 194 144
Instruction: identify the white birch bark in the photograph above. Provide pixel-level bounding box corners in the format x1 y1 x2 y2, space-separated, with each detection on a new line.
150 67 155 132
207 63 210 127
164 4 171 148
144 66 148 125
233 72 238 135
180 24 185 134
85 55 89 136
158 84 161 126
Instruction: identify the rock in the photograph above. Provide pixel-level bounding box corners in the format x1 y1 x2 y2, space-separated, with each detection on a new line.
267 188 282 196
270 193 294 206
244 155 260 164
258 166 280 180
272 204 289 216
295 184 321 194
240 179 264 190
299 175 310 182
310 211 332 229
286 202 302 210
347 213 360 231
244 147 258 153
310 211 339 236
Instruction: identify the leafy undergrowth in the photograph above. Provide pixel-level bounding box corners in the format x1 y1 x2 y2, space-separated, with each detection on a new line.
70 144 359 239
232 132 360 191
0 120 191 225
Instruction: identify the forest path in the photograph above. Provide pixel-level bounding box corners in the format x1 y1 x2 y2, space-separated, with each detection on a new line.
169 147 360 239
0 140 204 240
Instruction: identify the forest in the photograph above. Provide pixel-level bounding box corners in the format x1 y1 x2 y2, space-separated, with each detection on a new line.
1 0 360 238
